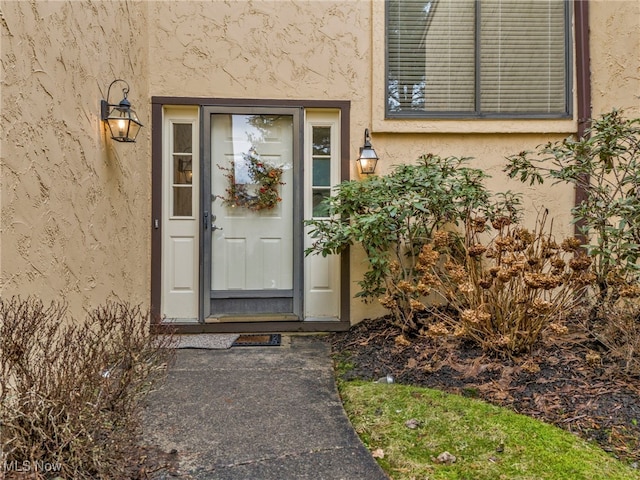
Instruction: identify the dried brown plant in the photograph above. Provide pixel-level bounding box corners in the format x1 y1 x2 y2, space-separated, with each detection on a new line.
423 211 593 356
0 297 175 479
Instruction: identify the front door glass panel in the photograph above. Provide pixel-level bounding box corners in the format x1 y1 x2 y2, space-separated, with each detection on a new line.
208 113 295 315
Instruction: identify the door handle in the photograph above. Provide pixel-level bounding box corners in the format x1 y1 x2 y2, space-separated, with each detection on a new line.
209 213 222 231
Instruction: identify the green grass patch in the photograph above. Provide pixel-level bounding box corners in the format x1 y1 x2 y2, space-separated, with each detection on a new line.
340 381 640 480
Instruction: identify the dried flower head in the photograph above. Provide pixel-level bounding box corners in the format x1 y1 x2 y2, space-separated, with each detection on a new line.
585 351 602 365
418 244 440 267
433 230 451 248
468 243 487 258
531 298 553 313
497 269 512 283
445 262 468 283
514 228 534 245
573 271 597 287
619 284 640 298
492 216 512 229
569 254 592 271
561 237 583 252
471 217 488 233
547 323 569 335
494 235 515 250
461 308 491 324
416 282 431 296
461 309 478 324
458 282 475 294
509 261 526 274
524 273 562 289
453 325 467 337
420 272 439 287
426 322 450 337
527 257 542 269
409 299 427 311
397 280 415 294
379 295 397 309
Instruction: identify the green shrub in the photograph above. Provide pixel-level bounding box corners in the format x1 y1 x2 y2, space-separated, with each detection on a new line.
305 154 520 332
504 109 640 369
306 153 597 356
504 109 640 301
0 298 175 479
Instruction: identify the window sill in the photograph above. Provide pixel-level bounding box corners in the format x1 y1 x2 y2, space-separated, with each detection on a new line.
372 117 578 135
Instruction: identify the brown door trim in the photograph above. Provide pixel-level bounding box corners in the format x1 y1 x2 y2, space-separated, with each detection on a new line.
150 98 351 333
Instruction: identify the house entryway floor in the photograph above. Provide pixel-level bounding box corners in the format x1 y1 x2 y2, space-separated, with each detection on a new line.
143 335 389 479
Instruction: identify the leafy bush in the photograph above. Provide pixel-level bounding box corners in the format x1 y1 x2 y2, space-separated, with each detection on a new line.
305 154 511 331
504 109 640 300
504 109 640 369
306 154 597 356
0 298 175 479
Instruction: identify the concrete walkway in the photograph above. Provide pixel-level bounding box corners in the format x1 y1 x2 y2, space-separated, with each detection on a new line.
143 336 389 480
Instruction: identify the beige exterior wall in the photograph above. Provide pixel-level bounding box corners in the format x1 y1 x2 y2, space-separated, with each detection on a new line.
590 0 640 119
0 1 150 315
1 0 638 324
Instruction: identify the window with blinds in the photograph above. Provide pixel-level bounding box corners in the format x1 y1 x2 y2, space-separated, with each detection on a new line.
386 0 571 118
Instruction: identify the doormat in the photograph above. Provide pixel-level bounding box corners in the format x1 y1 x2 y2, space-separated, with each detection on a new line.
232 334 281 347
174 334 239 350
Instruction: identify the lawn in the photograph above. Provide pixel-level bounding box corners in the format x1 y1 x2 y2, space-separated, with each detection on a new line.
339 381 640 480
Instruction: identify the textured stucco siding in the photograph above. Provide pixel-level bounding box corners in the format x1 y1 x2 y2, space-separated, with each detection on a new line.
590 1 640 118
0 1 150 314
147 0 371 174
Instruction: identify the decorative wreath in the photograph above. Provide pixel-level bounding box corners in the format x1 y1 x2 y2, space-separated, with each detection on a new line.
217 150 285 211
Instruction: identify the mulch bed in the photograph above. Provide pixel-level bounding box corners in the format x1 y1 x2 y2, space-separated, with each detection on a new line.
329 316 640 463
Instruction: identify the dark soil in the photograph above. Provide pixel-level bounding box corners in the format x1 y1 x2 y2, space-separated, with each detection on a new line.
329 316 640 464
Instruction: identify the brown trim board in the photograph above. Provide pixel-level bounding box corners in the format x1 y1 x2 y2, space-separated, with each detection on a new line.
150 98 352 333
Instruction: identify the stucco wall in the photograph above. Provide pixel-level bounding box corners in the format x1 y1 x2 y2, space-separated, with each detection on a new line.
0 1 150 316
590 0 640 118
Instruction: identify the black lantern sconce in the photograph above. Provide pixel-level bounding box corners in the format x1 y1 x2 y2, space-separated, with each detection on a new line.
100 79 143 143
356 128 379 175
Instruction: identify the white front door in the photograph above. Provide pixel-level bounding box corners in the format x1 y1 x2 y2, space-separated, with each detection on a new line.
203 109 302 318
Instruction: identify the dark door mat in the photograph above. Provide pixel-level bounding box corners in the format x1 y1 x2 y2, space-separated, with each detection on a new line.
232 334 281 347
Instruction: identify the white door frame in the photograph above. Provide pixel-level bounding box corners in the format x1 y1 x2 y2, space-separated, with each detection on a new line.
160 106 200 321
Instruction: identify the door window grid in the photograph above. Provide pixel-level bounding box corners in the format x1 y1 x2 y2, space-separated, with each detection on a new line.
172 122 193 217
311 126 332 218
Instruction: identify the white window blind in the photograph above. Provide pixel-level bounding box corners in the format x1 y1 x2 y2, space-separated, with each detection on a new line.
387 0 570 117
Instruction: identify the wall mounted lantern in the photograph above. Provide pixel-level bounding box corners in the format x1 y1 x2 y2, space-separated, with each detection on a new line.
357 128 379 175
100 79 143 142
